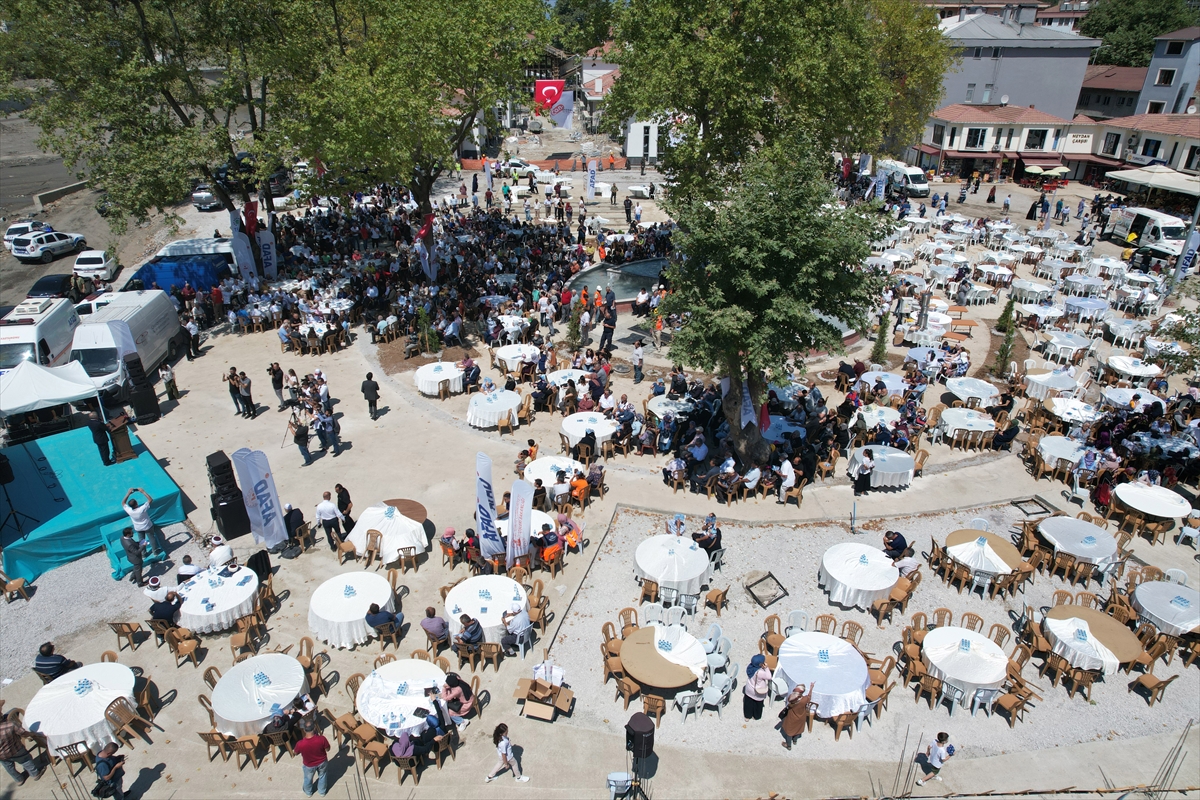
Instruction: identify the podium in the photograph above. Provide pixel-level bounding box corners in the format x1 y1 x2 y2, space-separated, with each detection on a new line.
108 414 137 463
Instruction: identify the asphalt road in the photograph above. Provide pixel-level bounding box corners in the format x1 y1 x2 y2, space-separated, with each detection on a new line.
0 156 75 218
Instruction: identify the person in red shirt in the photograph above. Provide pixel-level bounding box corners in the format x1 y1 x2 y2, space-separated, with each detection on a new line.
293 721 331 797
211 285 224 319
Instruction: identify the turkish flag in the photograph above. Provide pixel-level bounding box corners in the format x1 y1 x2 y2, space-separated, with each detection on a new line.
417 213 434 243
533 80 565 112
243 200 258 238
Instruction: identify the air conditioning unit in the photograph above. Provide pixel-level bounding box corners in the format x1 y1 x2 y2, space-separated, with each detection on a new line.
991 145 1001 152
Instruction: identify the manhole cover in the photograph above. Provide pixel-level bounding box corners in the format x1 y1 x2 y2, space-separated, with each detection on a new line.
611 364 631 374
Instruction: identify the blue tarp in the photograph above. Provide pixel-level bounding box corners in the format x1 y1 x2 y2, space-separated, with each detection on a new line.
0 428 186 583
131 254 230 293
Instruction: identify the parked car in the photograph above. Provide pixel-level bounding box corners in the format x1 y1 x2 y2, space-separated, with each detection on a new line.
501 157 538 178
4 219 52 252
1132 242 1184 275
191 184 223 211
27 273 93 302
72 250 120 282
267 170 291 196
10 230 87 263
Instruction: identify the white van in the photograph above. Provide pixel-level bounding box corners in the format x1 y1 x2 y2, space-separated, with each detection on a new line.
877 159 930 198
0 297 80 376
70 290 185 396
1108 207 1187 246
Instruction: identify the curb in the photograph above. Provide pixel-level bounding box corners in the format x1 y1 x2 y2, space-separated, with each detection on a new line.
33 180 89 212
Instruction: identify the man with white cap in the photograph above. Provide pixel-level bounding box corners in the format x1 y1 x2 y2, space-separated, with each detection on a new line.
209 542 235 569
500 603 532 657
143 576 170 602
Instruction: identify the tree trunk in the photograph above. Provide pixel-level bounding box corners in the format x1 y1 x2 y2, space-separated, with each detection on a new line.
721 352 771 466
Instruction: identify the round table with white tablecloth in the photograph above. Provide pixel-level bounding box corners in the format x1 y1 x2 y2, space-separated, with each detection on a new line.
635 534 713 595
945 377 999 405
1042 606 1143 675
547 369 589 404
1132 582 1200 637
921 627 1007 707
846 446 914 489
177 565 260 634
467 390 522 428
1114 482 1192 519
1024 369 1078 401
818 542 898 609
498 314 530 335
938 408 995 437
858 371 906 397
1043 330 1091 360
414 362 464 395
479 294 509 308
348 503 427 564
851 405 900 430
24 663 136 752
494 343 539 372
356 660 446 737
1144 337 1186 358
1044 397 1102 426
1016 303 1064 324
523 456 586 488
763 415 805 443
561 412 618 448
297 321 329 338
1064 274 1104 296
1108 355 1161 381
1107 318 1151 342
1037 516 1117 567
1064 296 1108 319
906 347 944 367
945 529 1021 576
648 394 696 419
1037 435 1087 468
308 572 396 649
976 263 1013 283
212 653 309 738
445 575 528 644
496 509 556 543
1101 388 1163 412
1123 431 1198 458
773 633 869 719
1010 279 1052 303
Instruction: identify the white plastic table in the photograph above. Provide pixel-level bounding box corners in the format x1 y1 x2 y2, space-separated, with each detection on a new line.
1037 436 1087 468
774 632 869 719
1046 397 1102 425
1132 582 1200 637
523 456 586 488
1064 297 1108 320
414 362 464 395
1043 616 1120 675
851 406 900 430
1144 338 1186 358
1037 516 1117 567
308 572 396 649
946 377 999 404
494 344 539 372
921 627 1007 706
648 395 696 419
818 542 898 609
1011 279 1052 302
1108 355 1161 381
1044 330 1091 360
938 408 995 437
846 446 914 489
356 660 446 736
634 534 713 595
467 390 522 428
1101 388 1163 412
445 576 528 644
859 371 906 397
561 412 618 448
348 504 427 564
177 565 259 634
212 653 308 738
1024 369 1078 400
1114 483 1191 518
24 663 136 752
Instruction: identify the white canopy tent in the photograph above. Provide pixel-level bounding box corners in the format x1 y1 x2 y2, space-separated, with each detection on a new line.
0 361 100 417
1106 165 1200 197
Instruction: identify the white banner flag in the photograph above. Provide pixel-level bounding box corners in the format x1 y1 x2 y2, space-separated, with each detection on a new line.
227 209 258 282
587 160 598 202
256 229 278 280
485 158 494 191
476 453 504 559
507 479 534 568
1175 228 1200 286
550 91 574 130
739 380 756 430
230 448 288 547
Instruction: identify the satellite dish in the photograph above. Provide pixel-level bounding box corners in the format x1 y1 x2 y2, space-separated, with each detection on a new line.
1187 105 1197 115
1000 95 1010 105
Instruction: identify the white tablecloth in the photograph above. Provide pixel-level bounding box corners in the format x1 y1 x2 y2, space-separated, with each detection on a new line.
445 576 528 644
852 406 900 430
1025 369 1078 400
922 627 1007 703
1144 338 1185 358
1115 483 1192 518
495 344 539 372
946 535 1013 575
496 509 556 542
1132 582 1200 637
548 369 589 403
467 390 522 428
1037 436 1087 468
650 625 708 681
1044 616 1120 675
774 633 869 718
1047 397 1102 425
561 412 618 448
847 446 914 488
1101 388 1163 412
356 660 446 736
212 653 308 738
1037 517 1117 567
523 456 586 488
498 314 529 334
1108 355 1161 379
1108 319 1151 341
859 371 906 397
648 395 696 418
1011 279 1052 301
818 542 898 609
25 663 136 752
946 377 999 404
1017 303 1064 323
764 415 805 443
414 362 464 395
348 504 427 564
1045 330 1091 357
1064 297 1108 319
308 572 396 649
177 566 259 634
938 408 995 436
634 535 713 595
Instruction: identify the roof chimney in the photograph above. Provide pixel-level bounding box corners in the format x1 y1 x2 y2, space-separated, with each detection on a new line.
959 8 966 22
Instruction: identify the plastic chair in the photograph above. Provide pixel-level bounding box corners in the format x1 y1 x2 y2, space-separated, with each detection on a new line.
674 691 702 723
785 610 809 636
641 602 664 626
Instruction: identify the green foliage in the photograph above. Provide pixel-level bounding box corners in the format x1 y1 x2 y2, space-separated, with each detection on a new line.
996 298 1016 333
417 306 438 352
1080 0 1200 68
1152 311 1200 378
992 326 1016 379
602 0 954 200
871 312 891 365
555 0 613 55
566 301 583 350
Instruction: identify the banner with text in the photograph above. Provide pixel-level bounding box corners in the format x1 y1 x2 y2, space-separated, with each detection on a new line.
587 160 598 201
230 448 288 547
227 209 258 282
476 452 504 558
507 479 534 568
256 229 278 280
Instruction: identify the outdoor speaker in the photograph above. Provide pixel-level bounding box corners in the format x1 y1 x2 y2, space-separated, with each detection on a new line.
123 353 148 385
130 385 160 424
206 451 233 476
0 454 12 486
211 493 251 539
625 712 654 759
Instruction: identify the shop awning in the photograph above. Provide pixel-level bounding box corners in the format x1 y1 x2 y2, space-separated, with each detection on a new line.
914 144 940 156
940 151 1004 160
1066 153 1123 168
1019 155 1064 167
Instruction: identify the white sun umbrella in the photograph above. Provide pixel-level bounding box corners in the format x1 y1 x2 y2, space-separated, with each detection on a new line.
1044 166 1070 176
1024 165 1044 175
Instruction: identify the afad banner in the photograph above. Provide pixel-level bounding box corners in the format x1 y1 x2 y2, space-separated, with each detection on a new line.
230 448 288 547
506 479 533 568
476 452 504 558
256 228 278 280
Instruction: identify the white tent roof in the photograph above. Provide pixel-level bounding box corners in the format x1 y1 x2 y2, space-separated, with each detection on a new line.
1106 165 1200 197
0 361 99 416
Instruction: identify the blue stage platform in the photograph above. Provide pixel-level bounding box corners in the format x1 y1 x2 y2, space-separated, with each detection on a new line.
0 427 186 583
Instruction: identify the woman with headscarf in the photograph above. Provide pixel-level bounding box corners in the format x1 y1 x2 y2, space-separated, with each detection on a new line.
779 682 813 750
555 513 582 550
441 672 475 728
743 655 772 721
854 448 875 497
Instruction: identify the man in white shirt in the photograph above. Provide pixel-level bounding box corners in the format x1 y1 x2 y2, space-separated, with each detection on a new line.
632 339 645 383
500 603 532 657
314 491 345 551
185 318 200 361
123 488 163 555
143 575 169 602
893 548 920 577
176 554 202 584
776 458 796 502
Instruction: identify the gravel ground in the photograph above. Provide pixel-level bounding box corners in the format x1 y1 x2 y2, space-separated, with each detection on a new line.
0 522 196 682
552 505 1199 762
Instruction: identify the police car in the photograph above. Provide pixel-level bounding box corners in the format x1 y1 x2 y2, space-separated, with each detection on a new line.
9 230 88 263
